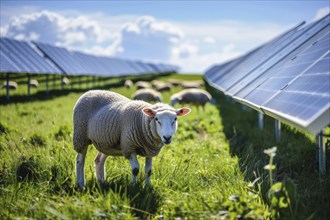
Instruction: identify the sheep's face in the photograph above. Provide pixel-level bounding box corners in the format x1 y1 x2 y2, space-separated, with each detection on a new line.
143 107 191 144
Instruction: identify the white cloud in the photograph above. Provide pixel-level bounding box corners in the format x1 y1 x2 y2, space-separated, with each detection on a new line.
204 37 216 44
314 7 330 20
2 10 116 53
116 16 184 61
171 42 198 59
170 43 242 73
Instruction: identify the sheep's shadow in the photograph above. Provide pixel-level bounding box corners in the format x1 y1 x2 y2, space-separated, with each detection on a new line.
86 176 163 219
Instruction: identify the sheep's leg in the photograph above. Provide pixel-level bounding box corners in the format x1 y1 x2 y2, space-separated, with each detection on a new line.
145 157 153 185
76 148 87 188
94 152 108 183
129 153 140 184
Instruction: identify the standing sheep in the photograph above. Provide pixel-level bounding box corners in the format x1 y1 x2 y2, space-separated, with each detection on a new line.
29 79 39 88
73 90 190 188
2 81 18 90
181 81 203 89
124 79 133 89
170 88 212 111
133 88 163 103
135 81 151 90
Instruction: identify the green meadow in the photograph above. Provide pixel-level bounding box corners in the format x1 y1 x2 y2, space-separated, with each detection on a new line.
0 74 329 219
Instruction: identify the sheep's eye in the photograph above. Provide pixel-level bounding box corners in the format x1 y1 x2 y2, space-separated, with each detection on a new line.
174 117 177 121
155 118 161 125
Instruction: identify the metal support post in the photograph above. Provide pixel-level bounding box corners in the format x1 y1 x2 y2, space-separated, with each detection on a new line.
46 74 49 94
6 73 10 101
275 119 281 142
317 130 326 174
27 74 31 97
258 112 264 130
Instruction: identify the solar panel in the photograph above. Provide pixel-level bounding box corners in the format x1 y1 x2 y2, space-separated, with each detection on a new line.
0 37 61 74
33 42 88 75
0 50 20 73
34 41 177 77
242 29 329 108
210 24 302 93
262 52 329 134
206 46 265 92
204 14 330 134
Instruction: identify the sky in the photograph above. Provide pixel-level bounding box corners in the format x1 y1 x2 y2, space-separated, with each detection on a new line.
1 1 329 73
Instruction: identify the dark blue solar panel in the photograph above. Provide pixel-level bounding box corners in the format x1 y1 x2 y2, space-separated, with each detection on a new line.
243 30 329 107
34 40 178 77
34 42 88 75
0 51 20 72
207 46 265 92
0 38 61 74
204 14 330 134
226 19 329 97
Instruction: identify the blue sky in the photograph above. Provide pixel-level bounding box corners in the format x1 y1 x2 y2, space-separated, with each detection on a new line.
1 1 329 73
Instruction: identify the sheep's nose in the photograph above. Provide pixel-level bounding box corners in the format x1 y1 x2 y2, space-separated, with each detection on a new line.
163 135 172 144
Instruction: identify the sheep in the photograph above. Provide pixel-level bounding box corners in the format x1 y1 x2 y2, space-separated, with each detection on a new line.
62 77 70 85
154 82 172 92
124 79 133 89
167 79 182 87
181 81 203 89
151 80 163 87
73 90 191 188
29 79 39 88
170 88 212 112
2 81 18 90
133 88 163 103
135 81 151 90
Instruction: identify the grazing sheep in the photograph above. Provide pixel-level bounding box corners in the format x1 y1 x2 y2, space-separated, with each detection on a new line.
151 80 163 87
73 90 190 188
167 79 182 87
133 88 163 103
29 79 39 88
170 88 212 111
62 77 70 85
2 81 18 90
155 82 172 92
135 81 151 90
181 81 203 89
124 79 133 89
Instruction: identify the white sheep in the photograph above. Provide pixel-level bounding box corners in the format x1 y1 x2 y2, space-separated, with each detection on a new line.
155 82 172 92
170 88 212 111
135 81 151 90
2 81 18 90
62 77 70 86
124 79 133 89
133 88 163 103
73 90 190 188
181 81 203 89
29 79 39 88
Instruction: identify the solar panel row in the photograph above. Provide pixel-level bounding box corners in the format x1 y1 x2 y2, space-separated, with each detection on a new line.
204 14 330 135
0 37 61 74
0 37 179 76
33 41 178 76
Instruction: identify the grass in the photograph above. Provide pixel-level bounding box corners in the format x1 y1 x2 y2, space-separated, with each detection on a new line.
0 73 329 219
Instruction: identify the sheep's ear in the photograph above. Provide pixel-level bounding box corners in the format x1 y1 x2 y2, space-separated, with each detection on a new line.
142 108 156 117
176 107 191 116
